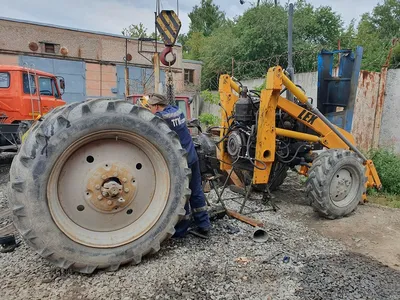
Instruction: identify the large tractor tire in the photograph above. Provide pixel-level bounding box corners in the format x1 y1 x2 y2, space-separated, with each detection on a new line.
305 149 366 219
8 99 191 274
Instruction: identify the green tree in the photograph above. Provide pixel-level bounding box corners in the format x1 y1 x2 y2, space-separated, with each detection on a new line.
178 33 190 55
339 20 357 49
393 43 400 67
292 1 343 46
354 0 400 70
233 3 288 77
199 23 238 88
188 0 226 37
367 0 400 39
184 32 206 60
179 0 227 59
122 23 156 39
197 0 346 87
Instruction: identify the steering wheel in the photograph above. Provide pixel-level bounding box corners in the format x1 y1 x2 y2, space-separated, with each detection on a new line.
40 90 52 96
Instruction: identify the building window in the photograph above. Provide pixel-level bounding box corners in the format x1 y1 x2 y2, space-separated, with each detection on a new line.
184 69 194 85
44 43 55 53
0 72 10 88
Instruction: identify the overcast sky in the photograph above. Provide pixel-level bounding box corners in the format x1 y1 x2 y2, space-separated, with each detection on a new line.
1 0 382 36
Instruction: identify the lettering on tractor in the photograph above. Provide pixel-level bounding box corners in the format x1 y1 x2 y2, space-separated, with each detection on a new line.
298 109 318 125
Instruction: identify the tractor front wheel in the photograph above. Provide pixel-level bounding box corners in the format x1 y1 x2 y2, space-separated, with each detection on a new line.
306 149 366 219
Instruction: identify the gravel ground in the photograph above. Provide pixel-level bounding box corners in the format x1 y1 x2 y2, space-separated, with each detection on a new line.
1 157 400 299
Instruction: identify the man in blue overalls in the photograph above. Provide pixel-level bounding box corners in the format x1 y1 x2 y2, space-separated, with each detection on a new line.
148 93 211 239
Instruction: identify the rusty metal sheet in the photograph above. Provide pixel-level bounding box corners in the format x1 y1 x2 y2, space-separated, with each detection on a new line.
372 68 387 148
351 70 381 151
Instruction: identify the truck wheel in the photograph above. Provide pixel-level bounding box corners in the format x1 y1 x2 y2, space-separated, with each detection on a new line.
8 99 191 273
305 149 366 219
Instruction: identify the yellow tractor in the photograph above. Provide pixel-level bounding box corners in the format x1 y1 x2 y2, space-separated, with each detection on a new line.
7 66 381 273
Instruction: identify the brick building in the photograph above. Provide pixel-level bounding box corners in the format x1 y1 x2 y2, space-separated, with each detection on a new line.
0 17 203 103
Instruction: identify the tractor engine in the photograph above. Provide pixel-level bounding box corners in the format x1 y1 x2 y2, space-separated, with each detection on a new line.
225 87 315 171
226 88 256 166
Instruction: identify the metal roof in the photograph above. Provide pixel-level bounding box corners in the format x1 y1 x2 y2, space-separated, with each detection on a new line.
0 16 182 47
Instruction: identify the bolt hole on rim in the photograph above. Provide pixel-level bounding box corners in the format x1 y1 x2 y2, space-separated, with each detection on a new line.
77 205 85 211
86 155 94 163
136 163 142 170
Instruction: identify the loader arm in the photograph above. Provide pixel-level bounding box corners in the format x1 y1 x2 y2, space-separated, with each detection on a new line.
217 66 381 195
252 66 381 191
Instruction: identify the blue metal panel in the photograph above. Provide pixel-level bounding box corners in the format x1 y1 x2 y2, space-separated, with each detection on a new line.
19 56 86 103
116 65 165 96
317 46 363 131
326 112 344 128
326 109 354 133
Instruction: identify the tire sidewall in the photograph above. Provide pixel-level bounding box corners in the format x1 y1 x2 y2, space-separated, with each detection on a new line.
10 107 188 268
313 152 365 218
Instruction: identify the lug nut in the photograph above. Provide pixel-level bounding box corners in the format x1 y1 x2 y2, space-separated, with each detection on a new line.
113 172 118 177
97 195 103 200
124 188 129 193
95 185 100 190
107 200 113 206
122 178 127 183
102 175 107 180
118 198 126 203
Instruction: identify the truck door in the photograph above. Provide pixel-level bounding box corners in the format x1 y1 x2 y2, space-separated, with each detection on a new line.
38 76 61 114
22 72 40 120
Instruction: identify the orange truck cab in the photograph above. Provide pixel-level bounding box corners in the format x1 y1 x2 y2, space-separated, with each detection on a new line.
0 65 66 124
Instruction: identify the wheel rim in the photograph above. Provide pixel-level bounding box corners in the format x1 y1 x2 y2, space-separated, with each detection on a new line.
329 167 358 208
47 130 170 248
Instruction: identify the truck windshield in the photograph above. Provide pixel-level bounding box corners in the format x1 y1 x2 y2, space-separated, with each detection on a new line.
0 72 10 88
176 100 187 118
39 77 53 96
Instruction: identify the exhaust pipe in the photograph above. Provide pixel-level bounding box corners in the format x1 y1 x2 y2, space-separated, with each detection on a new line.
252 227 268 243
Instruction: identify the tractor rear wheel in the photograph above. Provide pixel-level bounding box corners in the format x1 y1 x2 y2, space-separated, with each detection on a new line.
305 149 366 219
252 161 289 192
8 99 191 273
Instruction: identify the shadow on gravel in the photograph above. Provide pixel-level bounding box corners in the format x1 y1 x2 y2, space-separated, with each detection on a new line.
296 251 400 300
0 153 15 165
0 154 14 184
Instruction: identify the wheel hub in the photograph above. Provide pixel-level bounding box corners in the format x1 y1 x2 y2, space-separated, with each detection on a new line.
48 131 171 248
102 180 121 197
330 168 355 205
86 164 136 213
